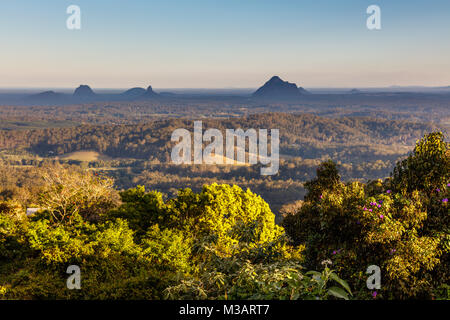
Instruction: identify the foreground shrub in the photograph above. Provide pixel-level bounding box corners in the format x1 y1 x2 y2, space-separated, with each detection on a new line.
164 259 351 300
113 184 293 262
283 132 449 299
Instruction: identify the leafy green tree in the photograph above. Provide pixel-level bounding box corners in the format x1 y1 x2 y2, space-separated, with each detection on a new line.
169 184 286 260
140 224 192 274
391 132 449 194
110 186 167 237
304 160 341 202
0 200 29 260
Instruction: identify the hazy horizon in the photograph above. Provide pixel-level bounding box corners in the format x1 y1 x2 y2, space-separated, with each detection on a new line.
0 83 449 94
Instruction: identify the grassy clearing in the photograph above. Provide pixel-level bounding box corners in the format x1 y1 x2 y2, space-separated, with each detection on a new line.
56 151 112 162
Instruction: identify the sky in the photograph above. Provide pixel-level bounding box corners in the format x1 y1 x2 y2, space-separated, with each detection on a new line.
0 0 449 89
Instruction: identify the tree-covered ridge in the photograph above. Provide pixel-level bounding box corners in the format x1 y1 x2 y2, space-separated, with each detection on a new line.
0 132 448 300
0 113 440 160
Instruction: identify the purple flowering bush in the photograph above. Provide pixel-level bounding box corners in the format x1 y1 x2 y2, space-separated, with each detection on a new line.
283 132 449 299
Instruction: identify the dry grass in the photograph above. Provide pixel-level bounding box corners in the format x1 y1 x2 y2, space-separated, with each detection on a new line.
56 151 112 162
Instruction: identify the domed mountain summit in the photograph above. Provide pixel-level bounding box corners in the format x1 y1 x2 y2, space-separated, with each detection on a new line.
73 85 96 98
121 85 159 99
121 87 147 98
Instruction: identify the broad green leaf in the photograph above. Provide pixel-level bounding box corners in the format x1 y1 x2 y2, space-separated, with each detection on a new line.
306 271 322 277
328 286 349 300
330 273 352 295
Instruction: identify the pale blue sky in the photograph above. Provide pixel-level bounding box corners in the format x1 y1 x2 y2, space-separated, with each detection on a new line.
0 0 449 88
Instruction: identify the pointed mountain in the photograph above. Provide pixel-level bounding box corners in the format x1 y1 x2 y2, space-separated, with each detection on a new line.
141 85 159 98
253 76 309 100
73 85 96 98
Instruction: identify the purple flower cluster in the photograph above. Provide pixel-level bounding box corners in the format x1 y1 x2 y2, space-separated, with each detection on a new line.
365 200 384 219
443 198 449 203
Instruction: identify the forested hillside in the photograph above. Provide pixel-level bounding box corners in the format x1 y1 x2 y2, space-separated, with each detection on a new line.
0 113 442 216
0 132 448 300
0 113 440 160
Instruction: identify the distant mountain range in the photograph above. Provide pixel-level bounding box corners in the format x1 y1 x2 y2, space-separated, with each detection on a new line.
5 76 450 106
25 77 313 104
25 84 161 104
